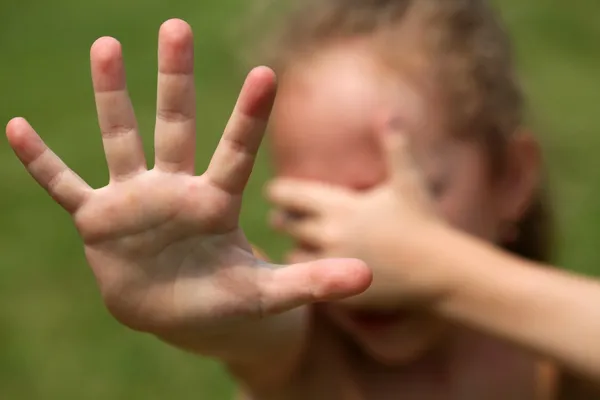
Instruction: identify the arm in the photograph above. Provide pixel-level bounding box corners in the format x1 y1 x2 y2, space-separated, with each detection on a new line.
423 226 600 382
6 19 370 391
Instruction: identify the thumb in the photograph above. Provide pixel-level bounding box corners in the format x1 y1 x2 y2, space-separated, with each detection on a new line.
258 259 372 315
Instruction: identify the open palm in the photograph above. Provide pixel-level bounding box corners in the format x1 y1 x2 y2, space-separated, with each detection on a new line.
6 19 370 338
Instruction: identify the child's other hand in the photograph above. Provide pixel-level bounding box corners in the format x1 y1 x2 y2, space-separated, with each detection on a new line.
267 119 450 307
6 20 370 340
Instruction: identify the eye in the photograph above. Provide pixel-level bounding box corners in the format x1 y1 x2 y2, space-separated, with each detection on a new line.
283 210 307 221
427 178 448 199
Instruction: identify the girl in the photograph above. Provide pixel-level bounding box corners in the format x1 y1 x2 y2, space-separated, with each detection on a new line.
5 1 599 399
263 1 600 398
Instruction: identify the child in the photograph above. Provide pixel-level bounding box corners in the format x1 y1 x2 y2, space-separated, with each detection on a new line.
5 3 599 400
267 128 600 400
259 1 600 398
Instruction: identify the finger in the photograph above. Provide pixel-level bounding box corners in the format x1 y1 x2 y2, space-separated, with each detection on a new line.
269 209 323 246
266 179 348 215
6 118 93 213
259 258 372 315
154 19 197 174
91 37 146 181
381 117 424 192
206 66 276 194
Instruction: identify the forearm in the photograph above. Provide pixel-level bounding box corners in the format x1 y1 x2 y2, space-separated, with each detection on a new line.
428 227 600 380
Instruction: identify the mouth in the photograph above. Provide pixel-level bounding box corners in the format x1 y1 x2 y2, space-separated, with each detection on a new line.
347 309 411 332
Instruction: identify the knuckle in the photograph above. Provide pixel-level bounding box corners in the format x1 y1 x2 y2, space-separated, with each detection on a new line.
101 124 135 138
222 136 254 158
46 170 67 198
157 108 193 124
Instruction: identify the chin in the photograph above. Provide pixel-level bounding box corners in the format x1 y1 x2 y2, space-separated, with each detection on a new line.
360 329 445 366
327 305 449 366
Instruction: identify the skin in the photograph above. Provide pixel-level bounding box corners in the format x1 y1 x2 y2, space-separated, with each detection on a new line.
266 41 600 399
6 19 600 400
6 19 372 384
259 42 545 399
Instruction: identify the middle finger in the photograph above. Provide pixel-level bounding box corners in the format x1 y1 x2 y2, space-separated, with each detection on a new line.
154 19 197 174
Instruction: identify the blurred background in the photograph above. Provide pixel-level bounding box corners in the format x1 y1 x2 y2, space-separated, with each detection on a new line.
1 0 599 398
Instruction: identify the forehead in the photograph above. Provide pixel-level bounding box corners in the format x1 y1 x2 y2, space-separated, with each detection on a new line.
268 44 442 188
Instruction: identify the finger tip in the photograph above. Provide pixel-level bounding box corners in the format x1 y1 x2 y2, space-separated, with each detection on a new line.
264 180 287 202
263 180 297 203
312 258 372 298
249 66 276 83
90 36 122 61
161 18 192 30
159 18 193 46
6 117 29 140
347 257 373 278
5 118 42 161
158 19 194 74
239 67 278 118
90 37 126 91
263 181 276 198
335 258 373 289
6 116 26 130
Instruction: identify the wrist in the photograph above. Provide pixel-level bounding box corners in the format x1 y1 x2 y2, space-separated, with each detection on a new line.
426 228 539 323
360 219 459 307
405 221 466 301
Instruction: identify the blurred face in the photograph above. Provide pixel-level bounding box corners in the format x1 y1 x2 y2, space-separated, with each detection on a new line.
268 43 517 365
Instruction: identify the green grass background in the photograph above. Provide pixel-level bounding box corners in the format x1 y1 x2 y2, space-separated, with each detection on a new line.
0 0 599 398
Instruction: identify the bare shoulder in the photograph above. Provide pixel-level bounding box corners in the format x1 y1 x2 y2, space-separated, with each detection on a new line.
537 360 600 400
556 369 600 400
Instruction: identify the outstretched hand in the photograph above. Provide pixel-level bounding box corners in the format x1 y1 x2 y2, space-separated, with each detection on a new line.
6 19 371 338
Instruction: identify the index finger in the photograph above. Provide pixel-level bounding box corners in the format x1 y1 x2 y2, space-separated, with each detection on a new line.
205 66 276 194
265 179 349 215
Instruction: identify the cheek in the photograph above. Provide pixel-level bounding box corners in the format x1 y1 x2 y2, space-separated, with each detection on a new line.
436 173 501 241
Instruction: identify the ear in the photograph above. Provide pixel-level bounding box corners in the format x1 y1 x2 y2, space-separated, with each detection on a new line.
495 129 541 223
